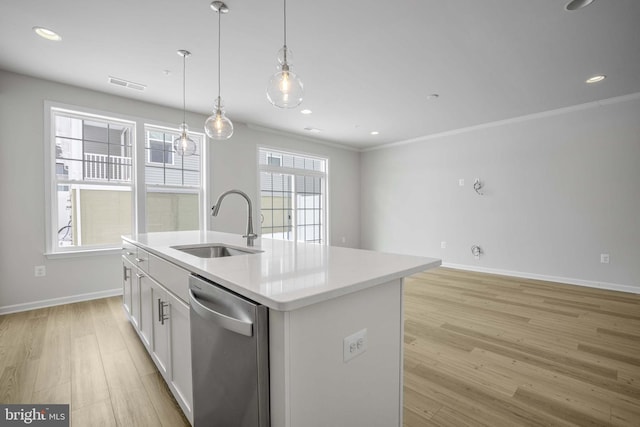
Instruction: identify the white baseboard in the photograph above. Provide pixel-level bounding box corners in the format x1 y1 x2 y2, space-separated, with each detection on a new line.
441 263 640 295
0 288 123 315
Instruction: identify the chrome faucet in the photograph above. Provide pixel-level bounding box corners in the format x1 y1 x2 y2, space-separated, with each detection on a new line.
212 190 258 246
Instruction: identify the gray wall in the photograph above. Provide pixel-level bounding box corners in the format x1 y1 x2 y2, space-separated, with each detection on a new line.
0 69 360 311
360 94 640 292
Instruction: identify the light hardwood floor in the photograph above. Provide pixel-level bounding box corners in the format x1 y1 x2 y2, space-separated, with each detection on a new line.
0 296 189 427
404 268 640 427
1 268 638 426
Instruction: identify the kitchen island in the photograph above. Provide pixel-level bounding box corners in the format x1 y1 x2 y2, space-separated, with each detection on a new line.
122 230 440 427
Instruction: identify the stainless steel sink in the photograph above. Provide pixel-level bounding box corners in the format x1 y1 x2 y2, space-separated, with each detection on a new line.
171 244 262 258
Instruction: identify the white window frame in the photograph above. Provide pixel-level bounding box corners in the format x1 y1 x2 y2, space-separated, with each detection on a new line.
45 103 136 254
44 102 208 256
257 147 329 245
143 124 206 232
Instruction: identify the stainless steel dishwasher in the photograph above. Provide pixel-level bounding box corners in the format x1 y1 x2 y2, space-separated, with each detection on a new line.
189 274 270 427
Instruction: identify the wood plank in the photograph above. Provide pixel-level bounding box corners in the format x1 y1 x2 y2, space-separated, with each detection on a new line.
72 398 117 427
71 334 110 410
33 305 71 393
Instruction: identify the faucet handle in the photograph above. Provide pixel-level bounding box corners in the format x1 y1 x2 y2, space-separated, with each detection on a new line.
243 233 258 247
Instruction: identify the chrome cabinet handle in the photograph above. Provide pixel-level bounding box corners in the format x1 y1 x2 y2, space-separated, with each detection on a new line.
135 257 145 262
123 265 129 281
157 298 169 325
136 273 145 279
188 289 253 337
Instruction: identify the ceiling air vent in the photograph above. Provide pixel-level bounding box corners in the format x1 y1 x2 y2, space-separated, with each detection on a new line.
108 76 146 91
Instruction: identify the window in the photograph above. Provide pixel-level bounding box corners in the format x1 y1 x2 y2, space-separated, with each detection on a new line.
147 131 174 165
144 126 203 232
259 148 327 244
48 108 134 251
46 104 206 254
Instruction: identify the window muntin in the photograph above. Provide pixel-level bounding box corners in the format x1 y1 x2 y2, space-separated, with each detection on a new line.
259 148 327 244
50 109 134 251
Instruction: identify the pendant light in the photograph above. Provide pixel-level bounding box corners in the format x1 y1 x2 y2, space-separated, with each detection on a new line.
173 50 197 156
204 1 234 140
266 0 304 109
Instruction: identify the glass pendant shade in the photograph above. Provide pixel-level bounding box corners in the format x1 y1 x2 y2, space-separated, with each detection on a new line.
267 63 304 109
175 49 195 156
267 0 304 109
174 123 197 156
207 1 233 140
204 98 233 139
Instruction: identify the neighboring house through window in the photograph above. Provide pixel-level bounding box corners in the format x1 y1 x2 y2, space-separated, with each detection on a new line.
144 126 203 233
46 104 205 253
258 148 328 244
48 108 134 251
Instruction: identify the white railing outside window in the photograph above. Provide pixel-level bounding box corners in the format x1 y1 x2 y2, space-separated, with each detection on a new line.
84 153 132 181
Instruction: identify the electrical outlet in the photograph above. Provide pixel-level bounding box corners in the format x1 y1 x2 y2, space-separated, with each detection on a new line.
600 253 610 264
458 179 465 186
34 265 46 277
441 241 447 249
343 328 367 362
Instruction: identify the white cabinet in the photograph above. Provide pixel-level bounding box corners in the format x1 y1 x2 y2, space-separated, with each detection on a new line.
139 275 154 349
149 273 193 421
121 240 193 424
122 257 134 317
151 280 171 377
130 269 141 329
167 291 192 415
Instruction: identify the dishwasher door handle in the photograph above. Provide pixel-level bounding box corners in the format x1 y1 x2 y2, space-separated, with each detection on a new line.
189 289 253 337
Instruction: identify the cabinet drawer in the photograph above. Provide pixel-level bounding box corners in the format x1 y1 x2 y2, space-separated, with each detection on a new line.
136 248 150 273
148 253 190 303
122 241 137 264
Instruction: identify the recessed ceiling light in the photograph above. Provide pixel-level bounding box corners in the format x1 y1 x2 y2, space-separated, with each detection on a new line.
33 26 62 41
565 0 595 11
303 127 321 133
586 75 606 84
300 109 312 115
370 131 380 135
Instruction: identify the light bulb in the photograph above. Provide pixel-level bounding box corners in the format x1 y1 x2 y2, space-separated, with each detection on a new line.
204 101 233 140
267 65 303 108
173 123 196 156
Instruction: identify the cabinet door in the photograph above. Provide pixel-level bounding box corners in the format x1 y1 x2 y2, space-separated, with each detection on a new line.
168 292 193 421
122 257 134 317
139 275 154 350
130 269 142 329
151 283 170 378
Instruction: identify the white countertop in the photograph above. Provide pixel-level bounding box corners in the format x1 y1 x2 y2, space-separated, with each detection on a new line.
124 231 441 311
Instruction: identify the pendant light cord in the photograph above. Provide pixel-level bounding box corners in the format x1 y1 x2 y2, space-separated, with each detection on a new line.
283 0 288 62
217 9 222 102
182 53 186 124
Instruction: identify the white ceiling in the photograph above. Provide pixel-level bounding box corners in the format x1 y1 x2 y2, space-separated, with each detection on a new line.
1 0 639 149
